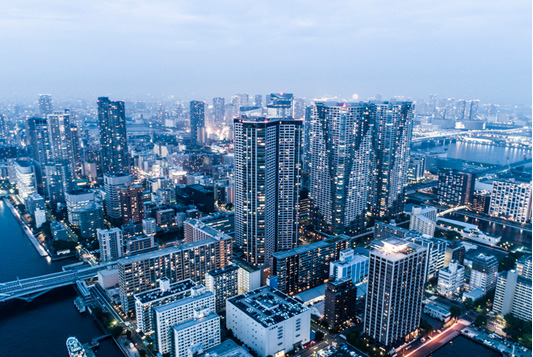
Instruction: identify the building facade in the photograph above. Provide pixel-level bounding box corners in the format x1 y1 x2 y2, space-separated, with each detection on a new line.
324 278 357 329
364 239 427 347
489 179 532 223
205 264 239 312
329 249 369 284
97 227 124 261
98 97 129 173
470 253 498 292
437 169 476 206
437 259 465 298
234 117 302 266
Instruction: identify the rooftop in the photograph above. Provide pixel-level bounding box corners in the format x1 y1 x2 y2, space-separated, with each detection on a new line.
154 289 214 314
172 312 219 332
186 219 231 240
228 286 308 328
198 339 253 357
134 279 197 304
207 264 239 278
272 235 350 259
371 238 426 261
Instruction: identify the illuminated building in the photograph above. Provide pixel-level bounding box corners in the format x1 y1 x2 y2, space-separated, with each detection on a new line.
234 116 302 266
98 227 124 261
98 97 129 174
364 239 427 346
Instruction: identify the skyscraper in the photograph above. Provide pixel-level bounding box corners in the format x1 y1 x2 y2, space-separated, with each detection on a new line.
190 100 205 144
234 116 302 266
119 184 144 225
47 110 75 175
371 102 413 218
44 161 72 204
308 102 374 234
364 239 427 346
26 117 51 166
213 97 225 124
97 97 129 174
38 94 53 116
98 227 124 261
104 173 132 222
308 101 413 234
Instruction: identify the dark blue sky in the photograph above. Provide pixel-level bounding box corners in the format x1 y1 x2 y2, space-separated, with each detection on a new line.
1 0 531 105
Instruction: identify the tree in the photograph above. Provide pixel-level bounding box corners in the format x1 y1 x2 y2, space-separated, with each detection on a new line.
315 331 324 341
463 298 474 310
474 313 487 326
420 318 433 332
111 325 124 338
126 330 132 338
138 350 147 357
449 305 461 318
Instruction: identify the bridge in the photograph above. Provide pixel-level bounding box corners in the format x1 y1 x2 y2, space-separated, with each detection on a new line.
0 263 116 302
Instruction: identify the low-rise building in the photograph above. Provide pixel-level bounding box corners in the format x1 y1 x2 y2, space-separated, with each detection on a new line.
423 302 451 322
329 249 369 284
226 286 311 357
437 259 465 298
173 312 220 357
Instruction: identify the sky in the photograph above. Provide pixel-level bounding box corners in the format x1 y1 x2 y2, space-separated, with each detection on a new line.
0 0 531 105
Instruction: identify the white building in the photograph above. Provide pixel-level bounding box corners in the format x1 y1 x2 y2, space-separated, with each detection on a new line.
154 285 215 356
134 278 197 334
470 253 498 292
493 256 532 321
226 286 311 357
489 179 532 224
142 218 157 236
407 235 447 279
364 239 427 346
97 228 124 261
231 259 262 295
423 302 451 322
329 249 369 284
66 189 95 226
173 312 220 357
104 173 132 220
14 159 37 200
184 219 231 244
410 206 437 236
437 259 465 298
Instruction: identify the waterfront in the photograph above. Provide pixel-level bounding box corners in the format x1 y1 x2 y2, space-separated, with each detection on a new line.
0 201 121 356
429 335 500 357
414 141 531 165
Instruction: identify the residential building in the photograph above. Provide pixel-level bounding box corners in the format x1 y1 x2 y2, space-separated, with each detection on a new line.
364 239 427 346
271 235 351 295
184 218 232 244
142 217 157 236
493 257 532 321
47 110 75 174
190 100 205 143
119 184 144 224
205 265 239 312
470 253 498 292
173 312 220 357
104 173 132 221
51 220 69 241
226 286 311 357
44 161 72 203
213 97 225 124
407 235 447 278
15 159 37 200
234 116 302 266
26 117 51 166
437 169 476 206
39 94 53 116
125 235 154 254
98 227 124 261
231 258 262 295
444 241 465 266
197 340 253 357
437 259 465 298
154 284 215 355
118 235 232 313
79 202 104 239
489 179 532 223
409 206 437 236
324 278 357 329
98 97 129 174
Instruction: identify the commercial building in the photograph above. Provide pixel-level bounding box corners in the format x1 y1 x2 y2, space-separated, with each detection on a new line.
329 249 369 284
234 116 302 266
104 173 132 221
205 264 239 312
437 259 465 298
489 179 532 223
226 286 311 357
154 285 215 355
308 101 413 235
364 239 427 346
493 256 532 321
98 227 124 261
98 97 130 174
271 235 351 295
470 253 498 292
437 169 476 206
118 235 232 313
324 278 357 329
66 189 95 226
79 202 104 239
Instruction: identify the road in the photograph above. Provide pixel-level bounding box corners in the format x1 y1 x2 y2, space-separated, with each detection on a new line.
398 320 468 357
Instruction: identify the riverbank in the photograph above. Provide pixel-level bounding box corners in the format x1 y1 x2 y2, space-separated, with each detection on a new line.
3 197 49 257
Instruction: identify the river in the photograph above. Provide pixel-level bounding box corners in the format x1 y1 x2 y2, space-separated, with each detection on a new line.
0 200 122 356
414 141 531 165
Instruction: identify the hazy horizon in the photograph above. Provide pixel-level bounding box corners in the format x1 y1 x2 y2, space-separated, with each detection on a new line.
1 0 531 106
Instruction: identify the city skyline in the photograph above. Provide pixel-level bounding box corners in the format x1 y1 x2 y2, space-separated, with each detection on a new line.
0 1 531 106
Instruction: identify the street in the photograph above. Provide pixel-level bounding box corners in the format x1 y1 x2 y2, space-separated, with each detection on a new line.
398 320 468 357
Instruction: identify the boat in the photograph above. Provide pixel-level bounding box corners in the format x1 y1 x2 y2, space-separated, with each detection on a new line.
436 217 501 246
66 337 86 357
